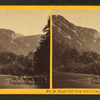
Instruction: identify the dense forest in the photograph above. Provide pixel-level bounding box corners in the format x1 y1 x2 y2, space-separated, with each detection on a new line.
53 40 100 75
0 52 33 76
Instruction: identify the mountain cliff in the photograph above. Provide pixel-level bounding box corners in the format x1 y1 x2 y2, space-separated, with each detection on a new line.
52 15 100 54
0 28 41 55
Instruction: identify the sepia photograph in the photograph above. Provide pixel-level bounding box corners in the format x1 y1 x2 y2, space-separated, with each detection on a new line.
0 10 50 88
52 10 100 88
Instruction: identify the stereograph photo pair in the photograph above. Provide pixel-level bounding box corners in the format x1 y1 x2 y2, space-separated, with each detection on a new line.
0 8 100 90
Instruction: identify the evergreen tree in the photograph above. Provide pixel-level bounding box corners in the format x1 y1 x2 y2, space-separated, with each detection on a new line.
33 18 50 75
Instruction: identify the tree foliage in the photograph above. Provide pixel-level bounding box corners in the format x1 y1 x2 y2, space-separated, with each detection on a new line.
0 52 16 64
33 18 50 75
0 51 34 75
53 44 100 75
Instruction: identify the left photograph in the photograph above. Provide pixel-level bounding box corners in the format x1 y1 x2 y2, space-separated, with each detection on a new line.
0 10 50 88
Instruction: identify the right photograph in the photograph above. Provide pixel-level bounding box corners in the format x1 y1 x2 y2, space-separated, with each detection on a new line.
52 10 100 88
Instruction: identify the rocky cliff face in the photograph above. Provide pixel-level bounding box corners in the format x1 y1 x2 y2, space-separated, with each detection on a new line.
0 28 41 55
52 15 100 54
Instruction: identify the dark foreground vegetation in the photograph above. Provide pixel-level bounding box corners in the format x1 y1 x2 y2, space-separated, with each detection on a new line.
53 40 100 75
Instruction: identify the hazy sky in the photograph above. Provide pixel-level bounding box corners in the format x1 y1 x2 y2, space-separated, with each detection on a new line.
0 10 50 36
53 10 100 32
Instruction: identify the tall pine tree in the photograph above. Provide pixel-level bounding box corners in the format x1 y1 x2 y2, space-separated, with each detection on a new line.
33 18 50 75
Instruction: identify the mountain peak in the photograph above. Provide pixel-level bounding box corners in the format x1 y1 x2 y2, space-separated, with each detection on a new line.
53 15 100 54
53 15 70 23
0 28 41 55
0 28 15 36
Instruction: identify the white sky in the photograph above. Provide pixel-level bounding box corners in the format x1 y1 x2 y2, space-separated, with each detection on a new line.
53 10 100 32
0 10 50 36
